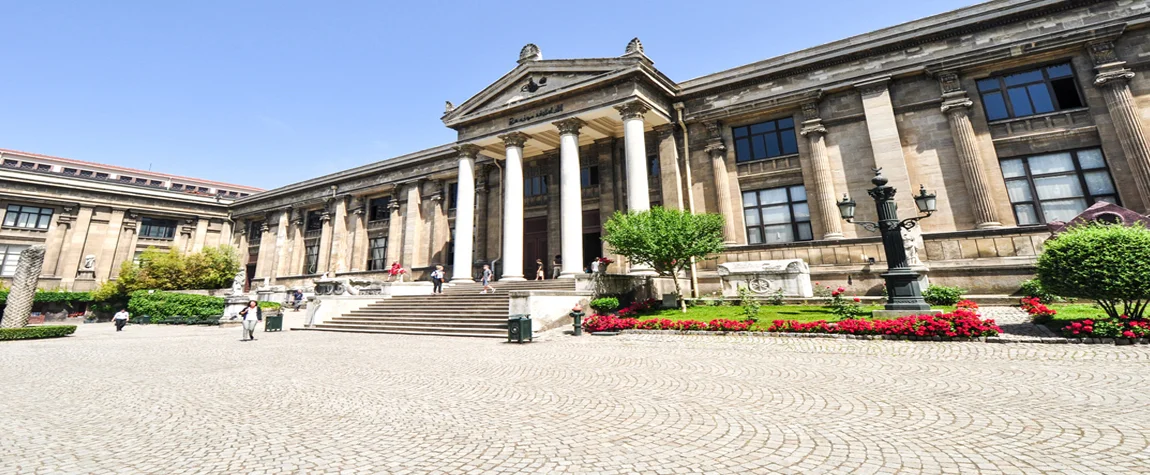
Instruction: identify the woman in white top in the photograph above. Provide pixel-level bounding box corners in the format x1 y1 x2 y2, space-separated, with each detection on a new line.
238 301 262 341
113 309 130 332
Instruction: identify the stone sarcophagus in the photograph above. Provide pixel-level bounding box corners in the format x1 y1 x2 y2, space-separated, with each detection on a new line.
716 259 813 298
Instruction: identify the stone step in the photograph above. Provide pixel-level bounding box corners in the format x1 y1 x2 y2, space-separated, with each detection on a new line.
326 320 507 329
341 313 508 320
295 327 504 338
331 317 508 325
313 323 506 336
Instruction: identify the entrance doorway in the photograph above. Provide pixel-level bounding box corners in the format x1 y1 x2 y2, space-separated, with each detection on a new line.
523 217 548 278
244 263 256 293
582 210 602 272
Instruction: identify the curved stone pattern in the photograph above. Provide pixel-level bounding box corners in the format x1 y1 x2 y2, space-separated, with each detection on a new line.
1 322 1148 473
0 245 46 328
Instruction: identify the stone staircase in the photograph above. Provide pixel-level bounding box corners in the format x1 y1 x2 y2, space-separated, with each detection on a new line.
307 279 576 338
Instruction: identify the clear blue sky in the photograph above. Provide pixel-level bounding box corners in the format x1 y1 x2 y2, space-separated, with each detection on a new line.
1 0 975 190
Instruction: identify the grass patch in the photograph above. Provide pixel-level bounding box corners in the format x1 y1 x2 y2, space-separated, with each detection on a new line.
1048 303 1109 322
0 325 77 341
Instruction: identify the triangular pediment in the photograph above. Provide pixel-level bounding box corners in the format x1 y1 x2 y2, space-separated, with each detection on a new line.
443 57 667 127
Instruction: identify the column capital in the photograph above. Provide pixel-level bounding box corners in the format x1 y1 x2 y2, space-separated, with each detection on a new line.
799 122 827 137
702 120 723 140
499 132 530 148
652 123 676 139
704 140 727 157
455 143 482 158
1086 40 1135 87
1086 40 1123 67
552 117 585 136
615 100 650 121
936 70 974 114
1095 69 1135 87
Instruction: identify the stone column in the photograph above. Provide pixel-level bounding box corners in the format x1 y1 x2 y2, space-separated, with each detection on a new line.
936 72 1002 228
857 77 917 214
59 206 93 289
474 165 490 265
274 207 293 277
1088 41 1150 211
616 101 652 213
401 181 423 270
288 211 305 275
499 132 528 281
349 200 367 272
256 219 275 280
428 183 448 265
109 213 138 279
704 121 739 244
453 144 479 281
799 101 846 239
553 118 585 278
329 197 350 274
655 124 684 210
315 206 333 274
1 246 46 328
385 195 403 267
42 206 76 277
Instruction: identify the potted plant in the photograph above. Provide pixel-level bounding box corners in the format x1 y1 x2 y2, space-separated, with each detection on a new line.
595 257 614 274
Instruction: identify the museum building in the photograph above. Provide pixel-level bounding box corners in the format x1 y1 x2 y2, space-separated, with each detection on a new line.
5 0 1150 296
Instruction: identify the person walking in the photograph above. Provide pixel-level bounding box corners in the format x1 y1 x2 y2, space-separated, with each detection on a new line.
480 264 495 294
430 265 446 294
291 289 304 311
535 259 545 281
551 255 562 279
113 308 130 332
238 300 262 341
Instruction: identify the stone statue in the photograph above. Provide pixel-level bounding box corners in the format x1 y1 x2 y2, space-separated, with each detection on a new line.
230 268 246 296
82 254 96 270
901 226 924 267
1 245 47 328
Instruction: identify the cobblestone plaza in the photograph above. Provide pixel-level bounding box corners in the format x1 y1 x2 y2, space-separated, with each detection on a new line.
2 315 1147 474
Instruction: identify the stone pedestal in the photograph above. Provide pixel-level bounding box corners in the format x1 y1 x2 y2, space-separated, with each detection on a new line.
872 309 943 319
218 295 250 328
717 259 814 298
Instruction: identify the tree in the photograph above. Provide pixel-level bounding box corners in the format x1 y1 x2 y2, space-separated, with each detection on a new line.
1037 224 1150 320
602 207 725 312
93 246 241 303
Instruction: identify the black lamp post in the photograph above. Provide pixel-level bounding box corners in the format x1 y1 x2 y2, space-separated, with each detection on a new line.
836 168 937 311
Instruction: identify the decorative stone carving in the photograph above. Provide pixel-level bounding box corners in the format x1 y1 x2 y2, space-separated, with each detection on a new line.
1087 41 1120 66
614 101 650 121
1 245 47 328
520 76 548 93
456 143 481 158
801 101 821 121
704 141 727 157
703 120 722 139
800 121 827 137
81 255 95 270
444 101 454 113
1095 69 1135 87
552 117 584 136
518 43 541 64
230 268 246 295
937 71 963 94
312 276 383 296
499 132 530 148
624 37 643 55
716 259 813 298
901 226 924 267
1048 201 1150 234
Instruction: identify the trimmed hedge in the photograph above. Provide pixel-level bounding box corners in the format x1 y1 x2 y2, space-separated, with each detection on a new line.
128 291 224 324
0 290 93 306
0 325 77 341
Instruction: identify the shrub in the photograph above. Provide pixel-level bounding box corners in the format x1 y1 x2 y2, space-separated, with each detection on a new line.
258 301 282 313
582 316 751 333
1019 279 1059 304
1037 224 1150 320
738 286 761 322
815 283 864 319
765 310 1000 338
1020 297 1056 323
614 298 660 318
0 325 77 341
128 291 224 324
0 290 92 306
96 246 241 302
764 288 785 306
589 297 619 313
923 285 965 306
1062 316 1149 339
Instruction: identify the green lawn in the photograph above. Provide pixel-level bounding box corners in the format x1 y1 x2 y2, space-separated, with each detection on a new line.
1048 303 1109 322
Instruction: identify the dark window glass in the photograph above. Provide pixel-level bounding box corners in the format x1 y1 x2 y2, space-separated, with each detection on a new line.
999 148 1119 225
979 62 1084 120
649 156 660 177
248 221 264 242
304 244 320 274
2 159 17 167
366 237 388 271
79 170 93 177
448 183 458 210
3 204 53 230
36 164 51 171
119 176 132 182
139 217 177 239
368 197 391 221
63 168 78 175
580 166 599 188
742 185 812 244
306 210 324 231
524 176 548 197
95 173 109 180
732 117 798 163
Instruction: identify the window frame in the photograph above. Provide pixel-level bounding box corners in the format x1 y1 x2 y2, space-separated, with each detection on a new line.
0 244 29 277
977 61 1085 121
366 237 388 271
138 217 177 240
742 185 812 245
3 204 54 230
732 117 799 163
1000 147 1120 225
368 197 392 222
303 243 320 274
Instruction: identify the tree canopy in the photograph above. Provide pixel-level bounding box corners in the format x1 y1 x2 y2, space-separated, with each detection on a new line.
1037 224 1150 319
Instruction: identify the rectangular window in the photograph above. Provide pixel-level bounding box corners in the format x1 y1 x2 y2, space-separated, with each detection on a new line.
368 197 391 222
171 184 185 191
448 183 459 210
62 168 78 175
732 117 799 163
649 156 660 177
79 170 94 178
2 159 18 167
978 62 1084 121
366 237 388 271
36 164 52 172
580 166 600 188
304 244 320 274
149 180 164 187
742 185 812 244
95 172 109 180
0 244 29 277
248 220 264 242
3 204 53 230
1000 148 1118 225
305 210 324 231
524 176 548 197
119 175 133 182
139 217 177 239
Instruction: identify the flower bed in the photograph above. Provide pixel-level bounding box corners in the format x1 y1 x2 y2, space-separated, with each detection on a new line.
1061 315 1150 339
764 310 1001 338
583 315 751 333
1020 297 1056 323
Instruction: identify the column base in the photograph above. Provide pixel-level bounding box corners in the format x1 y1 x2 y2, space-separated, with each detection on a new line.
822 233 845 240
975 222 1003 229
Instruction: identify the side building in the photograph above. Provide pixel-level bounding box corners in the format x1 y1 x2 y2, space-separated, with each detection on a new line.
231 0 1150 296
0 148 261 290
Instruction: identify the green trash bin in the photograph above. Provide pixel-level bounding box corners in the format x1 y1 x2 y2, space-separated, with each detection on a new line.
264 313 283 332
508 314 532 343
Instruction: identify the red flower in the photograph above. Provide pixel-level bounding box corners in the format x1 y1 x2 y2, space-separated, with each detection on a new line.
853 297 861 303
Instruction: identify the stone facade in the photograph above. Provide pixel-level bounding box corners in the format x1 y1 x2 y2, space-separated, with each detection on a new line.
8 1 1150 296
0 149 257 291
